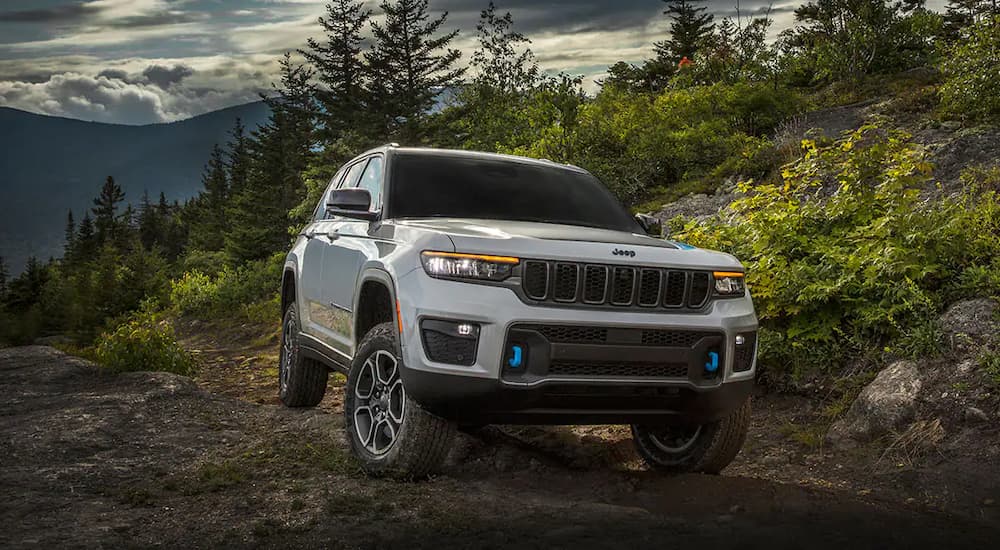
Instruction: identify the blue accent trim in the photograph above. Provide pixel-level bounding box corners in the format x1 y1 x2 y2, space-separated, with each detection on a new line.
508 346 523 368
672 241 697 250
705 351 719 373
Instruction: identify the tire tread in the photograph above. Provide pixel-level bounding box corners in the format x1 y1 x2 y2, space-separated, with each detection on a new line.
280 304 329 407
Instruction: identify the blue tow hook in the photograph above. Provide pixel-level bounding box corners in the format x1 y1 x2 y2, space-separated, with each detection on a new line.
508 346 523 368
705 351 719 373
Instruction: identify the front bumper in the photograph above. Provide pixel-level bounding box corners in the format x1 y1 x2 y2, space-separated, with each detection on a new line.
396 268 758 424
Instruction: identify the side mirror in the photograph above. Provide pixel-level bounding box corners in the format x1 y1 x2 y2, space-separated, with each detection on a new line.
635 213 664 237
326 188 377 221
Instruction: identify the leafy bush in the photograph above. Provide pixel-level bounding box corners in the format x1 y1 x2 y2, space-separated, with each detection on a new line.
674 122 1000 384
510 83 800 204
941 17 1000 121
95 312 194 375
169 252 284 320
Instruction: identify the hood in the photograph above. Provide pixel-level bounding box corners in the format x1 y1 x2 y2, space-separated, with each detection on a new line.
391 218 743 271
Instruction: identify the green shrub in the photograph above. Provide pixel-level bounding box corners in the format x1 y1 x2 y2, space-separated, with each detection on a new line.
169 252 284 321
506 82 800 204
674 122 1000 384
95 312 194 375
941 17 1000 121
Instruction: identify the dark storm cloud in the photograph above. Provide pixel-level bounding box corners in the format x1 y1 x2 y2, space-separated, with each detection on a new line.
107 11 207 30
0 3 96 24
142 64 195 89
434 0 664 35
97 68 130 81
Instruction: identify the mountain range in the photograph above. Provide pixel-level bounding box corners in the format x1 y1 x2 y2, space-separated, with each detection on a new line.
0 102 272 275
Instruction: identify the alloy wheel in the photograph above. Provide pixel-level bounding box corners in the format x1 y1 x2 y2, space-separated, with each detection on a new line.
279 316 295 394
649 425 703 453
353 350 405 455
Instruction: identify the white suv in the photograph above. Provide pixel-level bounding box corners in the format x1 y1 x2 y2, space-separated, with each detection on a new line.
279 145 758 478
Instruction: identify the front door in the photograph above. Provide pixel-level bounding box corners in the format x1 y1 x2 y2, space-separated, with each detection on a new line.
318 155 384 356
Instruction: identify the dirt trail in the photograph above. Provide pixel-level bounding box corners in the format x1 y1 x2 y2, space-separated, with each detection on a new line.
2 345 998 549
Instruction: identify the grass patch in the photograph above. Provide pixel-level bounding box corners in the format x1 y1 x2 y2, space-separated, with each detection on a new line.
194 460 246 493
979 349 1000 387
780 422 826 450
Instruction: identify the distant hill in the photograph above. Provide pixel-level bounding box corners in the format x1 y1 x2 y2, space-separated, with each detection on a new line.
0 102 272 274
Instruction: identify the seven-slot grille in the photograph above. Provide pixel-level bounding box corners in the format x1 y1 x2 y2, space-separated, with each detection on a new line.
521 260 712 310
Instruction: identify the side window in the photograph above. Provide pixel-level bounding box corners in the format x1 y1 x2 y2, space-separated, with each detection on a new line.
316 161 367 220
356 156 383 210
313 166 347 221
342 160 367 189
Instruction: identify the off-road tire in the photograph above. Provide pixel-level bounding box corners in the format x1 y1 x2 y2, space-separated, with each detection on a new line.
278 303 328 407
344 322 456 479
631 398 751 474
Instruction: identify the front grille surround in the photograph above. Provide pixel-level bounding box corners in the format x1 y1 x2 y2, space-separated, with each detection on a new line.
520 260 714 311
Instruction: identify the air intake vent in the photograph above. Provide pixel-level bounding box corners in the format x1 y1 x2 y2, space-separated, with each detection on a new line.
523 261 548 300
611 267 636 305
548 361 689 378
663 271 687 307
689 272 711 307
553 263 579 301
637 269 661 307
583 265 608 303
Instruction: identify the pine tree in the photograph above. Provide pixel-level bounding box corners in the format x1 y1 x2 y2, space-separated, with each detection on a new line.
454 2 541 150
137 190 165 251
365 0 465 140
225 60 316 264
226 119 251 198
471 2 540 94
63 210 75 259
0 256 8 301
189 144 229 252
943 0 990 40
655 0 715 64
92 176 126 246
76 212 96 260
301 0 372 143
5 257 49 314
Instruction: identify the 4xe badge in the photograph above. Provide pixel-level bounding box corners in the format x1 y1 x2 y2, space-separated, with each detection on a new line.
612 248 636 257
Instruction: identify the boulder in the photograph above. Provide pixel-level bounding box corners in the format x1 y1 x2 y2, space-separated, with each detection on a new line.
939 298 998 352
827 361 923 446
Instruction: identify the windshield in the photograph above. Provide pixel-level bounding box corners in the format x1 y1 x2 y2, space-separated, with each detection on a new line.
387 152 641 233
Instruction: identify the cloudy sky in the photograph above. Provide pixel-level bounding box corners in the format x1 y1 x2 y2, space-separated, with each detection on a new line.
0 0 942 125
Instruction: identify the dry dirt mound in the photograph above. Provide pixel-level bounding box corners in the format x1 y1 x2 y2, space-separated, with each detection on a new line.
2 346 998 549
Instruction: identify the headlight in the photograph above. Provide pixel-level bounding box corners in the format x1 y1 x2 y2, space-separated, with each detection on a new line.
713 271 746 295
421 251 519 281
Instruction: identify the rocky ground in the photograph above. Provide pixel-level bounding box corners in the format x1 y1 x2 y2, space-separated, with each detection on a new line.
3 318 999 548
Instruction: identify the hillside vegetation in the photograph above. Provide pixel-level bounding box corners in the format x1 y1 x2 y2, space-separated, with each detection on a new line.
1 1 999 401
0 102 272 274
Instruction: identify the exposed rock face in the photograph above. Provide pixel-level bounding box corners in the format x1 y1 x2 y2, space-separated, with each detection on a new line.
939 298 999 352
923 128 1000 191
827 361 923 446
655 192 736 224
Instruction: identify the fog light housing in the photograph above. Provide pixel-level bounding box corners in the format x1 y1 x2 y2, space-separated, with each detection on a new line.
420 319 480 366
733 331 757 372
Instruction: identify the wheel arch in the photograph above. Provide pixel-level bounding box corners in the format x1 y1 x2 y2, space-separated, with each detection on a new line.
353 268 400 349
280 266 297 315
